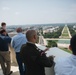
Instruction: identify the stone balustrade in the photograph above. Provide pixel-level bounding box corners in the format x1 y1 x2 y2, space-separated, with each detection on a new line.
0 44 71 75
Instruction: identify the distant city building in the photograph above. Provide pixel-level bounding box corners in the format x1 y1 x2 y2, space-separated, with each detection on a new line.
43 26 59 34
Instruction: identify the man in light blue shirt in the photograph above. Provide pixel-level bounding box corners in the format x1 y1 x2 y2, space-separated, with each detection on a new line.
11 27 27 75
55 34 76 75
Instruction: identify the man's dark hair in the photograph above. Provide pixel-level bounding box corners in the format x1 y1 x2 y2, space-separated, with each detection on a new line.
70 34 76 55
0 29 6 34
1 22 6 26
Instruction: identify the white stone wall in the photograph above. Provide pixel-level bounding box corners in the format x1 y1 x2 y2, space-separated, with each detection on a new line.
10 44 71 75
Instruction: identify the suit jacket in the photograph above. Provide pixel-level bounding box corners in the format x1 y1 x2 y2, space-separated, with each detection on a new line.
20 42 54 75
0 34 11 51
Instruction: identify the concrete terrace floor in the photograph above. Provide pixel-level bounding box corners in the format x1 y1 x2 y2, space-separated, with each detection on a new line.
0 63 19 75
0 46 71 75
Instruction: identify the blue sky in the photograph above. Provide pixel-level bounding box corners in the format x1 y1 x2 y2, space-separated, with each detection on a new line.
0 0 76 25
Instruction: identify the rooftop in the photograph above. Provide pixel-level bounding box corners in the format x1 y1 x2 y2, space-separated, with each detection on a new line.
0 65 19 75
0 44 71 75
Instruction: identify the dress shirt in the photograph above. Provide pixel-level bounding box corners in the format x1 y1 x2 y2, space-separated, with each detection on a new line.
55 54 76 75
11 33 27 52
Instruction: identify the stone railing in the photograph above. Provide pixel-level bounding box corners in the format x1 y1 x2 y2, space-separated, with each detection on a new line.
10 44 71 75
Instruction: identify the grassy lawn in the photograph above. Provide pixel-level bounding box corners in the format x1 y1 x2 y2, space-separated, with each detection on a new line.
62 33 69 36
63 30 68 33
60 48 72 54
61 25 70 38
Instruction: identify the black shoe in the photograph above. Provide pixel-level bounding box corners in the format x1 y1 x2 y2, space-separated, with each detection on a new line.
8 71 13 75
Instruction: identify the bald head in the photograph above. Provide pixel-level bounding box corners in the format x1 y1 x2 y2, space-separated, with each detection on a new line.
26 30 37 43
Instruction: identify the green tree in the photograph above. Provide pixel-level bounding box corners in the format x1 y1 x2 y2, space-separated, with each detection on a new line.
46 40 57 48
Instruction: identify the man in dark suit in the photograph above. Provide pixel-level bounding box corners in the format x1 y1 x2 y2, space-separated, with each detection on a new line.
20 30 54 75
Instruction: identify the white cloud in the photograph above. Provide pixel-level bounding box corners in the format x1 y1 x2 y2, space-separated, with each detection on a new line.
2 7 10 11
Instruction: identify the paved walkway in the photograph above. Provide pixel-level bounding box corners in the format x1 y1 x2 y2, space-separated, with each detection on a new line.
60 24 71 38
0 64 19 75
